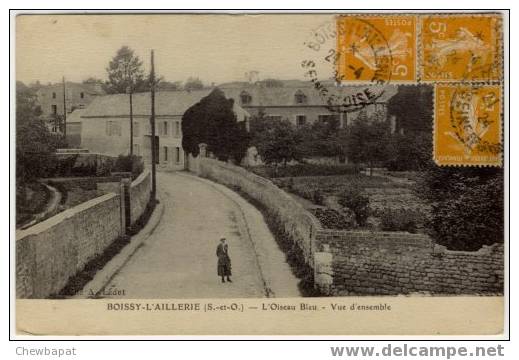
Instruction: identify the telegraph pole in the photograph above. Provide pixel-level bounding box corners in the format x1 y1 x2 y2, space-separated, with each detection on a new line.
62 76 67 139
128 86 134 156
150 50 157 201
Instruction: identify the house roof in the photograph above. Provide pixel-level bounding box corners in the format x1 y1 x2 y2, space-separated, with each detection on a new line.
219 80 398 107
37 82 105 96
67 108 86 123
81 89 214 118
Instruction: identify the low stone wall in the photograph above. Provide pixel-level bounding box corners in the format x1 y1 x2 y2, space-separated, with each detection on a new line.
129 170 152 225
317 230 504 295
16 193 123 298
189 156 321 267
187 154 504 296
44 175 130 191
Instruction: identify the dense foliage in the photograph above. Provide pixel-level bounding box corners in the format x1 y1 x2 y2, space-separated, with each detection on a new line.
344 118 392 173
104 46 148 94
387 84 433 133
16 82 65 184
338 186 370 227
378 208 420 233
418 166 504 251
249 110 303 166
182 88 249 162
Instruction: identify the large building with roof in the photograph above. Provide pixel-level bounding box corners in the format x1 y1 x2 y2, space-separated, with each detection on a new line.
219 80 398 129
79 89 249 170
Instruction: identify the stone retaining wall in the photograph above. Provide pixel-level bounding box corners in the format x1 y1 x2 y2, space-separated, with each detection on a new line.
16 169 152 298
189 156 321 267
317 229 504 295
188 155 504 296
16 193 123 298
129 170 152 225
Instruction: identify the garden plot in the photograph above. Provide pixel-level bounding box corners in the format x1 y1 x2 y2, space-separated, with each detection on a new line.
274 174 430 232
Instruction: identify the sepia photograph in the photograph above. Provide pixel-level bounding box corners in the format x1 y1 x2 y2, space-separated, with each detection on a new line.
12 11 507 336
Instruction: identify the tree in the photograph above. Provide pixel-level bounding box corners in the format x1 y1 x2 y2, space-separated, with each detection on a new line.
182 88 249 163
417 166 504 251
385 131 431 171
249 110 303 166
298 115 345 158
345 117 392 175
184 77 204 91
105 46 148 156
105 46 147 94
156 80 182 92
16 82 64 184
387 85 432 133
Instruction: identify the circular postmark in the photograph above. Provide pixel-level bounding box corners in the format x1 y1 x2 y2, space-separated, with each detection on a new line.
448 85 502 157
301 16 393 113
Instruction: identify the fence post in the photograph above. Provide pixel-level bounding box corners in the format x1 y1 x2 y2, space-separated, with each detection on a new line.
119 179 130 235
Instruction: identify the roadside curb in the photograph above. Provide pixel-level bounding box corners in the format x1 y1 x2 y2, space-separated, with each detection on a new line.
71 199 165 299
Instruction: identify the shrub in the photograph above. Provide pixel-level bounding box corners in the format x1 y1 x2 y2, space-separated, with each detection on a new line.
310 208 356 230
338 186 370 227
418 165 504 251
113 155 144 178
249 163 359 178
379 208 419 233
312 189 324 205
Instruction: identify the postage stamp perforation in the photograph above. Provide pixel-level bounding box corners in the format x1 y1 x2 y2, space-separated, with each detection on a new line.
420 13 503 83
433 83 503 167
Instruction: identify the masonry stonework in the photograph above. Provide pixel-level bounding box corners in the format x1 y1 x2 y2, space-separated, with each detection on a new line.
317 230 504 296
129 170 152 225
16 193 123 298
189 156 321 267
188 156 504 296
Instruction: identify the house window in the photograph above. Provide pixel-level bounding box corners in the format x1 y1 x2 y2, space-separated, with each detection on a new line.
133 144 140 156
175 147 181 164
80 92 84 99
240 91 252 105
296 115 307 126
52 92 56 99
294 90 307 104
163 146 168 162
162 121 168 136
133 122 140 137
51 105 57 115
175 121 180 137
106 120 122 136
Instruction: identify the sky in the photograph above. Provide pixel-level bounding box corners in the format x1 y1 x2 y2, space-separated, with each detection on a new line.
16 14 336 86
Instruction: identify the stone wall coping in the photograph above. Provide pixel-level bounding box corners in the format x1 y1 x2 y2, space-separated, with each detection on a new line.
317 229 430 238
436 243 504 256
202 158 322 230
130 168 151 188
15 193 119 241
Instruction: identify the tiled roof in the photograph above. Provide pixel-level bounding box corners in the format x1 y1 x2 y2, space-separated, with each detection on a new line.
81 89 214 117
219 80 398 107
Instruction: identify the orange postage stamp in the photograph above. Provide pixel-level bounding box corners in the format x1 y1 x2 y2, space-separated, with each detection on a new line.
421 14 502 82
336 15 416 83
434 84 502 166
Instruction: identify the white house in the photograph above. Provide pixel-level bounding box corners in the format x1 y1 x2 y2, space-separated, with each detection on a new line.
80 89 249 170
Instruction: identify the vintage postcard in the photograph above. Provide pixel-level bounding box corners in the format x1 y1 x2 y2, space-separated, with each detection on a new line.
13 11 507 336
